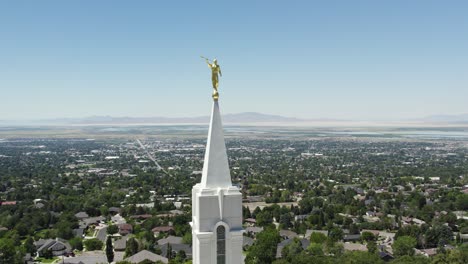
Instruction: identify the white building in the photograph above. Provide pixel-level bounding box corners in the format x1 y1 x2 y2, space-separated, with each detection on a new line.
191 100 244 264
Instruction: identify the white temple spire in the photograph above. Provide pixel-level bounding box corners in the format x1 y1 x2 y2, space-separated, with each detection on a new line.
200 100 232 188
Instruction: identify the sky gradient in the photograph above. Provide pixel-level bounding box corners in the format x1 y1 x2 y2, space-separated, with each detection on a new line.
1 1 467 120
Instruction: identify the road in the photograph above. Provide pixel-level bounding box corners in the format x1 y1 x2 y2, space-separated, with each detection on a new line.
136 138 170 176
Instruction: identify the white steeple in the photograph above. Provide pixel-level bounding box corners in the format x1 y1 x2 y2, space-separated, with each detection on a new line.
191 99 244 264
200 100 232 188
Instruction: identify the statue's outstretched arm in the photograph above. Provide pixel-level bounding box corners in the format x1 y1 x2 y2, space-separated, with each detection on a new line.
205 59 212 68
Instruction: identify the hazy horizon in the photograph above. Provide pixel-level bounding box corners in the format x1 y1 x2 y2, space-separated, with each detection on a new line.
1 1 467 120
1 112 468 126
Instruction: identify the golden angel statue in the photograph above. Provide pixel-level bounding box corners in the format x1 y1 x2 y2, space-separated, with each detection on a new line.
201 56 222 100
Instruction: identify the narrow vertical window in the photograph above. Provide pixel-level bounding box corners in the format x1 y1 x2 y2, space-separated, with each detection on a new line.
217 225 226 264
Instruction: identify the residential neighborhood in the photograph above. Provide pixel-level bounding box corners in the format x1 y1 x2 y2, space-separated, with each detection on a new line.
1 128 468 263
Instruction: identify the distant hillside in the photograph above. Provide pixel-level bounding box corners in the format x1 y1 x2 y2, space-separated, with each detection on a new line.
4 113 468 126
222 112 302 123
21 112 305 125
419 114 468 123
77 112 303 124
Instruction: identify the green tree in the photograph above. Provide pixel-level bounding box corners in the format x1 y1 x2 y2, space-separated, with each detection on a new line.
69 237 83 251
56 221 74 240
0 238 18 263
324 240 344 257
309 232 327 244
339 251 384 264
84 238 104 251
290 252 330 264
447 244 468 263
173 250 187 263
42 248 53 259
281 238 303 261
328 227 344 242
23 236 36 255
393 236 417 257
279 213 292 228
431 252 449 264
125 237 139 258
246 228 281 264
107 225 118 235
456 194 468 210
361 231 375 242
392 255 429 264
167 243 173 260
425 225 453 248
243 206 252 219
307 242 324 256
182 232 192 244
349 223 359 235
256 210 273 227
272 260 290 264
105 236 114 263
367 240 377 254
100 206 109 216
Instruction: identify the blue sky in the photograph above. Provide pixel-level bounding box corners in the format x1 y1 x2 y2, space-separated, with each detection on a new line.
1 1 467 120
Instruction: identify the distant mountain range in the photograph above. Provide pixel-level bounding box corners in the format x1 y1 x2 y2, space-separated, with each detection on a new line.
418 114 468 123
74 112 308 124
1 113 467 126
0 112 309 125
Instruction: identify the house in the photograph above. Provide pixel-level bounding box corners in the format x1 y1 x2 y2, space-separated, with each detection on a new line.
276 238 310 258
125 250 168 264
114 236 128 251
243 236 254 249
118 223 133 235
0 201 17 206
244 218 257 226
96 227 107 242
279 230 298 240
81 216 105 228
152 226 175 236
366 211 376 217
156 243 192 259
343 234 361 242
34 238 72 257
379 251 394 261
401 216 412 225
245 226 263 236
294 214 309 221
170 209 184 215
420 248 438 257
459 233 468 243
72 228 84 238
412 218 426 226
157 236 183 245
23 253 34 264
378 231 396 243
111 214 126 225
109 207 121 215
74 212 89 220
130 214 152 220
62 253 107 264
343 242 367 252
